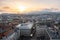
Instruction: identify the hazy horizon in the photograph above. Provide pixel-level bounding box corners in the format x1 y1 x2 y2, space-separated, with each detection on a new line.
0 0 60 14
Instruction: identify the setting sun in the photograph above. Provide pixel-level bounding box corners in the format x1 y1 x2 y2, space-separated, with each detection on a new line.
18 6 27 13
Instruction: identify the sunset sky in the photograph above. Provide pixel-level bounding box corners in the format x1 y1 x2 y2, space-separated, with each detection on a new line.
0 0 60 13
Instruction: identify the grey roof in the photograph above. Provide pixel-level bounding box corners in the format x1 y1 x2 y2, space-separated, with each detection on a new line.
16 22 33 29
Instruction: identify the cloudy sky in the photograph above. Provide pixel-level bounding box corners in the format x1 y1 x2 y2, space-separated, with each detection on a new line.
0 0 60 13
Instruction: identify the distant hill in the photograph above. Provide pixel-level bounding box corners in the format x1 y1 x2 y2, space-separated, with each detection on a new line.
25 11 60 15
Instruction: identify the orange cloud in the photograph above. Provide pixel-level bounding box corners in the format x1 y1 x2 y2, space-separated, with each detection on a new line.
0 6 19 13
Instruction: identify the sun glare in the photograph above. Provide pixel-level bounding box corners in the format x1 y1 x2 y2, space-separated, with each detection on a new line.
18 6 27 12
